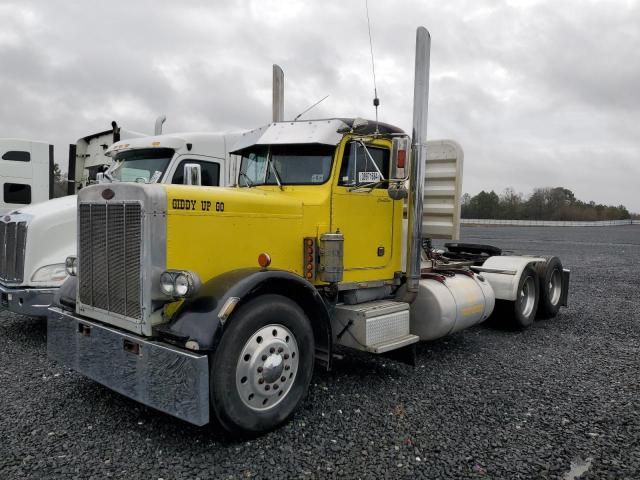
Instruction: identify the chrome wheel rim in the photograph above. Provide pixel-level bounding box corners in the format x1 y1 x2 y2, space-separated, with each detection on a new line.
548 269 562 306
519 276 536 318
236 324 299 411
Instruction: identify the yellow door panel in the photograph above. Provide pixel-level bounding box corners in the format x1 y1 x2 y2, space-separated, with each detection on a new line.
331 188 394 270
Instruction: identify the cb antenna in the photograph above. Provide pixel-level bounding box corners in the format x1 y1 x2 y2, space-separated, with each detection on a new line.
366 0 380 133
293 95 329 121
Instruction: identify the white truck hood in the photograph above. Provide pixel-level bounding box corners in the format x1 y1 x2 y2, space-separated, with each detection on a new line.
4 195 78 288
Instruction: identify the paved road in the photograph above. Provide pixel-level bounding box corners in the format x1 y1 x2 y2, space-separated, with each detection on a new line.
1 225 638 479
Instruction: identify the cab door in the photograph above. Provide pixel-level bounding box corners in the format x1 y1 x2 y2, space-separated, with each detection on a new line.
330 140 394 272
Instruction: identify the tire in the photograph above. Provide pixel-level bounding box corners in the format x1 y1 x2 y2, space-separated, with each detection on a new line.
535 256 564 319
495 265 539 329
210 294 315 435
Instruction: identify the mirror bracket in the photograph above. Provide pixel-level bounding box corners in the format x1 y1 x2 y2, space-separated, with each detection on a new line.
184 163 202 186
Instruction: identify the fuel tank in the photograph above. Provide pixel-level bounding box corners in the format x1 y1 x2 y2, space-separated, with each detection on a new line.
405 271 495 341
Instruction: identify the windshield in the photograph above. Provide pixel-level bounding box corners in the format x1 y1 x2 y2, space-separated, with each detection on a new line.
237 144 334 186
107 148 174 183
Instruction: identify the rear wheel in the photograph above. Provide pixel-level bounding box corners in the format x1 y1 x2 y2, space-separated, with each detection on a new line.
535 256 564 319
210 294 314 435
495 265 539 329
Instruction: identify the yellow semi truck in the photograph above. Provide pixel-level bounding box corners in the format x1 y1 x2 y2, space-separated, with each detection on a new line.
47 27 569 435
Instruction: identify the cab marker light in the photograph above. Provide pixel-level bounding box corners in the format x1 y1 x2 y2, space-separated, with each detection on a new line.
218 297 240 323
303 237 317 280
258 252 271 269
397 148 406 169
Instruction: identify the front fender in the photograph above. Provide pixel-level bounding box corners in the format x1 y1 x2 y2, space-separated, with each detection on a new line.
162 269 332 362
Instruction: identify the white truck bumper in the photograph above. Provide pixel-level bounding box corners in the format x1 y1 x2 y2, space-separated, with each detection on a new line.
47 307 210 426
0 284 57 317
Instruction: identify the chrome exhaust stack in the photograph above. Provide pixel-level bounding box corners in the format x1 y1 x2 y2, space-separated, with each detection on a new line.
406 26 431 294
272 64 284 122
154 115 167 135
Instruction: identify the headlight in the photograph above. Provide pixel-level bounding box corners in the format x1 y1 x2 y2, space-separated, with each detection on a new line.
65 257 78 277
174 273 190 296
160 270 199 298
31 263 68 283
160 272 175 296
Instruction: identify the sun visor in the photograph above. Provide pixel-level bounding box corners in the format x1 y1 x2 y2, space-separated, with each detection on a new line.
229 119 349 154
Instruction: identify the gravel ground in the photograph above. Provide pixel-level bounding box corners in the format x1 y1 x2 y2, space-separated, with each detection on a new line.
1 225 639 479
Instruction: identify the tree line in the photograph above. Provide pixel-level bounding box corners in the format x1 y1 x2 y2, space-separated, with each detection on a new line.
461 187 631 221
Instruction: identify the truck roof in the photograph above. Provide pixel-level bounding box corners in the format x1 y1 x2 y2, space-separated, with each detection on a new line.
76 127 145 144
231 118 404 154
106 131 243 159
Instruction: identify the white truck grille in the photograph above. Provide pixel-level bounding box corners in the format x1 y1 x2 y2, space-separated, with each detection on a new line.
78 202 142 320
0 220 27 283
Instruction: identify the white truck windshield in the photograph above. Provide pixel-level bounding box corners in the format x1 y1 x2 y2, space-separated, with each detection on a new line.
107 148 174 183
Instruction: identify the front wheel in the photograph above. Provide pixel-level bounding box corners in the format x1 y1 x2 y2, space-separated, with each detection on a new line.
210 294 315 435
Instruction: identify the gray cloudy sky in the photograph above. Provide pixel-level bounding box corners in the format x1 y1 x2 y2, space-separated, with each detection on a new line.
1 0 639 211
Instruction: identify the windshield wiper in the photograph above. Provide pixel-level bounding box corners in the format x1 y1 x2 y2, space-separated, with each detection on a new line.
239 171 254 187
267 156 284 191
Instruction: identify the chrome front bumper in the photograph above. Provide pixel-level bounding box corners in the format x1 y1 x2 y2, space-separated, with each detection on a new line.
0 284 56 317
47 308 210 426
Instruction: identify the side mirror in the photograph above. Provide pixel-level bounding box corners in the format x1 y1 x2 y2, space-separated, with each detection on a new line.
390 137 410 181
388 137 410 200
184 163 202 186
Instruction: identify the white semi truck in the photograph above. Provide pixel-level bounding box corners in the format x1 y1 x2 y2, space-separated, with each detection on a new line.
0 139 55 214
47 28 570 435
68 121 146 194
1 123 145 215
0 131 242 317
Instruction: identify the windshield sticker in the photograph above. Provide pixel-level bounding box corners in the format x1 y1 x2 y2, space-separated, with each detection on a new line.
149 170 162 183
358 171 381 183
311 174 324 183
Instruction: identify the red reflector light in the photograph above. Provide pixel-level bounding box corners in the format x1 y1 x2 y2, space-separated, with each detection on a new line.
397 150 406 169
258 253 271 268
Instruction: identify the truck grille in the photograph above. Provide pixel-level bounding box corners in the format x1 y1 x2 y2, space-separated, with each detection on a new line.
0 221 27 283
78 202 143 320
